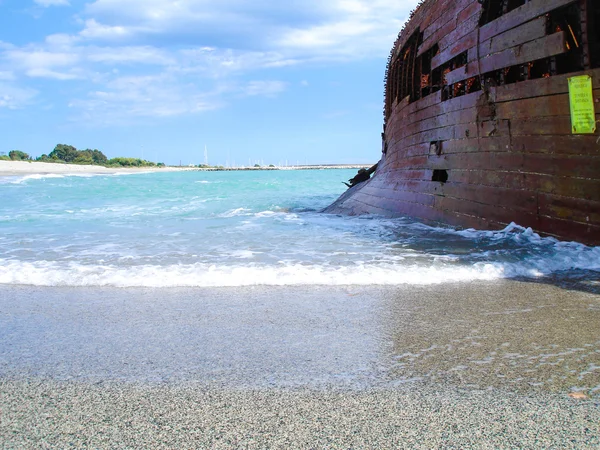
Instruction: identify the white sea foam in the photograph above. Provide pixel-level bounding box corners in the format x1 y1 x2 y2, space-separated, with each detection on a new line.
1 251 598 287
220 208 252 217
4 170 160 185
0 260 505 287
8 173 67 184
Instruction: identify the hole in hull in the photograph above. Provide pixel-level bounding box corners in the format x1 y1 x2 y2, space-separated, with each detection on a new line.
432 169 448 183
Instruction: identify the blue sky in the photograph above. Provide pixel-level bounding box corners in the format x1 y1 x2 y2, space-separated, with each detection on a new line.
0 0 419 166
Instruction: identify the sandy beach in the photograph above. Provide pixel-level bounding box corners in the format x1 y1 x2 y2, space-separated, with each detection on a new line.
0 160 368 176
1 281 599 447
0 160 193 176
2 164 599 446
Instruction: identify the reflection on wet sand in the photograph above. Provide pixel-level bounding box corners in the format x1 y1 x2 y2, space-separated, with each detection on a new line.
380 280 600 397
0 280 598 398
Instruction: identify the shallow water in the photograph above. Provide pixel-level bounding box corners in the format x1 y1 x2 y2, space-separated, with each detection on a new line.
0 282 598 397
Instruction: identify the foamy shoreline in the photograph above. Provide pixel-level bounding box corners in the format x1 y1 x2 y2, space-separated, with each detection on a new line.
0 160 194 176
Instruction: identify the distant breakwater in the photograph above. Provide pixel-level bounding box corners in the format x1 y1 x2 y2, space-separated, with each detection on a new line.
187 164 372 171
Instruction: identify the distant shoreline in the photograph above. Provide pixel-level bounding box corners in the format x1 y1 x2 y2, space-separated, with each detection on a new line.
194 164 371 171
0 160 370 176
0 160 192 177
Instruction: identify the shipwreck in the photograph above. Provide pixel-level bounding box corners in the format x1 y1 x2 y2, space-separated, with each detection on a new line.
325 0 600 245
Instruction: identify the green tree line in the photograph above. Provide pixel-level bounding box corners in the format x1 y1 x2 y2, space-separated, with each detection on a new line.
0 144 164 168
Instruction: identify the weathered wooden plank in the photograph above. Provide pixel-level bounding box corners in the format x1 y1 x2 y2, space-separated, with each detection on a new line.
432 30 477 70
457 0 481 24
419 20 457 57
398 123 463 148
521 154 600 179
437 13 480 54
493 69 600 102
392 95 411 116
417 0 476 56
443 64 470 86
395 68 600 122
495 93 570 119
406 142 433 158
405 106 479 137
434 195 539 225
479 0 579 42
419 0 445 31
476 16 547 59
449 170 600 200
538 194 600 224
406 90 443 117
535 215 600 243
440 137 512 154
388 107 485 151
367 198 447 223
386 178 432 194
408 90 482 125
508 116 573 136
477 32 567 73
388 155 429 170
382 168 430 181
364 186 437 208
422 0 470 41
446 32 567 85
438 182 538 211
478 119 511 138
432 151 600 179
510 135 600 155
422 9 451 41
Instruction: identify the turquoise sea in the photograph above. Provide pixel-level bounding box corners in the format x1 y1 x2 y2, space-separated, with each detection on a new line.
1 168 599 287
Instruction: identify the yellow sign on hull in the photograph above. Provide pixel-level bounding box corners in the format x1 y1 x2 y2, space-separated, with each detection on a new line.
568 75 596 134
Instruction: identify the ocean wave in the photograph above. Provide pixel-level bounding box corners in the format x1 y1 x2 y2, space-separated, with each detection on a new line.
6 173 68 184
0 260 501 287
3 170 161 185
1 254 598 287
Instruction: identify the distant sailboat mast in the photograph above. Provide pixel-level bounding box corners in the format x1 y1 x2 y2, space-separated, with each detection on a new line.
204 145 208 166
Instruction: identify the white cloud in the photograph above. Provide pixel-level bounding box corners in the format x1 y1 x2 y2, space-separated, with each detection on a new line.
68 73 223 124
5 48 82 79
45 33 80 48
6 49 79 69
79 0 418 59
79 19 135 40
27 68 79 79
0 71 15 81
87 46 175 65
279 20 375 51
243 80 287 97
1 0 421 123
0 83 37 109
34 0 70 7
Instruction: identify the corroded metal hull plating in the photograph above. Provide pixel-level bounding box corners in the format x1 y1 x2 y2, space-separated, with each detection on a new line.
325 0 600 245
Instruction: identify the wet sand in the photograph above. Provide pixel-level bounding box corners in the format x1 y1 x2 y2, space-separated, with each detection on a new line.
1 280 599 447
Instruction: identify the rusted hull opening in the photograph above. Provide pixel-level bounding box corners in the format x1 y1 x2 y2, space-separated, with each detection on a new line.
589 0 600 68
328 0 600 245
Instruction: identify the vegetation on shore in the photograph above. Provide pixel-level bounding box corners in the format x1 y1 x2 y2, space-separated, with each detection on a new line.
0 144 165 168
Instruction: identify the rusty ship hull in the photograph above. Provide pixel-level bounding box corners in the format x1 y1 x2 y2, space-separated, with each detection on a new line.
324 0 600 245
